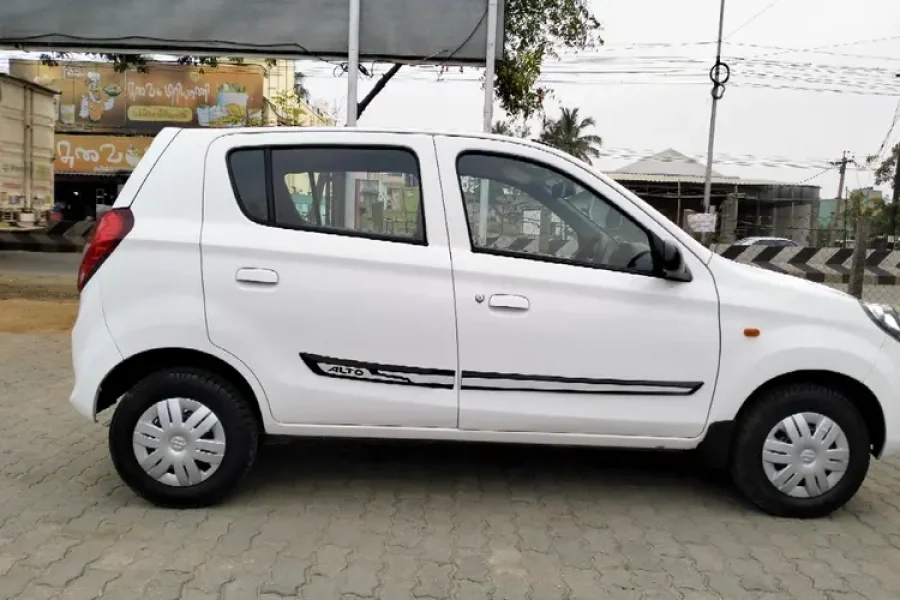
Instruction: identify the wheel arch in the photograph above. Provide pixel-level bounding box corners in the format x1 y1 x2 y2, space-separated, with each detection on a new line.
699 369 885 469
97 347 265 429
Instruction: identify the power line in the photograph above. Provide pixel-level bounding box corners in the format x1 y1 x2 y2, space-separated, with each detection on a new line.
796 165 835 185
724 0 787 41
307 70 900 97
558 42 900 62
757 35 900 59
874 98 900 160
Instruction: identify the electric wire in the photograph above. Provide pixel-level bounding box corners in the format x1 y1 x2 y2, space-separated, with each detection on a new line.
724 0 787 41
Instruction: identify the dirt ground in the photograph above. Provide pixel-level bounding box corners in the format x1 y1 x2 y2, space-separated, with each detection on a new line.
0 271 78 301
0 272 78 333
0 299 78 333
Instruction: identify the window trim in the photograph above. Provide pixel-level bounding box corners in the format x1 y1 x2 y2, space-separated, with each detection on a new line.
226 144 429 246
454 150 664 279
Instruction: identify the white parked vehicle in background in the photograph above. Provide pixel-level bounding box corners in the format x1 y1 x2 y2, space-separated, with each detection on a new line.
732 236 799 247
71 127 900 517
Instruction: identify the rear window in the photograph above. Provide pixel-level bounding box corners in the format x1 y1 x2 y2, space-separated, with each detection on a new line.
227 146 425 244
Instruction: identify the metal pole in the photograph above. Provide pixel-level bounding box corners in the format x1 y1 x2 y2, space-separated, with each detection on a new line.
482 0 499 133
702 0 727 213
478 0 500 243
346 0 360 126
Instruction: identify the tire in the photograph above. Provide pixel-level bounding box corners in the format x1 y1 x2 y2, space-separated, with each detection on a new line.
731 382 870 518
109 368 260 508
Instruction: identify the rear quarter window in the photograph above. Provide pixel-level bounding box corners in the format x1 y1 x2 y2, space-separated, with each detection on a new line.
228 149 267 222
227 145 425 244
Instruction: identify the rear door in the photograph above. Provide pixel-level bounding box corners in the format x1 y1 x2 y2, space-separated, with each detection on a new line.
202 131 459 428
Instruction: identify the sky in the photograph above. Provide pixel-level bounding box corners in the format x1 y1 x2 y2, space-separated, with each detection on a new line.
300 0 900 199
1 0 897 199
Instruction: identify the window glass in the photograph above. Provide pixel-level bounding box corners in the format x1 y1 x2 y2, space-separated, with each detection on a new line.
228 146 425 243
271 147 424 241
228 149 267 222
456 153 654 273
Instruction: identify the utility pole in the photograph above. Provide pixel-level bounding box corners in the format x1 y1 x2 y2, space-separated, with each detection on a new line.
345 0 360 126
477 0 500 244
701 0 728 214
892 145 900 246
831 151 855 247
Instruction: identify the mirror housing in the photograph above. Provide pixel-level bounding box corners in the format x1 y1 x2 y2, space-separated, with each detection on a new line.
651 236 692 282
662 239 682 271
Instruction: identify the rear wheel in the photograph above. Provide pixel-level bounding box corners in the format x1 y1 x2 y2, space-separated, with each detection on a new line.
731 383 870 518
109 368 259 508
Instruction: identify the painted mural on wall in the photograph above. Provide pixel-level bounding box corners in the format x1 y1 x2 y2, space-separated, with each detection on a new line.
9 60 266 133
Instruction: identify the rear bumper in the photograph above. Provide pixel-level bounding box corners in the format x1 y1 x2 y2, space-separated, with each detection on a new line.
69 282 122 420
864 337 900 458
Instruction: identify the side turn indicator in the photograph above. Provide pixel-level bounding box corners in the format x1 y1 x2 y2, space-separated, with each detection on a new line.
744 328 761 338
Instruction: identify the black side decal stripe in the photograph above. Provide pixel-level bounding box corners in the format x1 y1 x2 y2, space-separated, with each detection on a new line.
459 370 700 389
301 354 703 396
460 385 700 396
461 371 702 396
300 353 456 389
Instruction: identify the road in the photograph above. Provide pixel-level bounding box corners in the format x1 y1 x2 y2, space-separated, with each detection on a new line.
0 251 81 275
3 333 900 599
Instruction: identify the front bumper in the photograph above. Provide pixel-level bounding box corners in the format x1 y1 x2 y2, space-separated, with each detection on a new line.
864 336 900 458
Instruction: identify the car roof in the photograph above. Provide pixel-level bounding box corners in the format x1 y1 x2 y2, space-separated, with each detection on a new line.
159 125 538 146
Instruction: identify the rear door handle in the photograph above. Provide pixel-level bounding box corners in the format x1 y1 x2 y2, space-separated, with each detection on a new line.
236 268 279 285
489 294 530 311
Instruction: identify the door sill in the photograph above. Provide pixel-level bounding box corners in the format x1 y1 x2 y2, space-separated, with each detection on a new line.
263 423 701 450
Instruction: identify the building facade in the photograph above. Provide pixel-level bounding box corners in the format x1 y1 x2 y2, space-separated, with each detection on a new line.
7 58 332 222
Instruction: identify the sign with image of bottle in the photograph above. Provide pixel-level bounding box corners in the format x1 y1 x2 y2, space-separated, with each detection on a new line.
8 60 266 134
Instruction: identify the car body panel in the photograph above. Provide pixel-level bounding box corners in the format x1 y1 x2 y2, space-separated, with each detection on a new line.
69 127 898 462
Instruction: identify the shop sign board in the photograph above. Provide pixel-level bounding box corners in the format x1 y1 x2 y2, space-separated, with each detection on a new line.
10 60 266 134
54 134 154 174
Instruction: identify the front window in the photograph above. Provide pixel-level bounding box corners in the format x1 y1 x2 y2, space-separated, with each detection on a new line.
455 153 654 273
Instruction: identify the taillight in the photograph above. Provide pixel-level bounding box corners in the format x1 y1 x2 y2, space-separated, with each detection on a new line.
77 208 134 292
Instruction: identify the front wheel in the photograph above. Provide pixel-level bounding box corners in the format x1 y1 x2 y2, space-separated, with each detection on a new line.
731 383 870 518
109 368 259 508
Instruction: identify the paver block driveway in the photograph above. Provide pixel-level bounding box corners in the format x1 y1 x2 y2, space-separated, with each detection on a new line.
3 332 900 599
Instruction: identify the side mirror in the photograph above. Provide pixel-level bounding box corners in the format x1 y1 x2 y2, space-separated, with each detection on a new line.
652 236 692 282
661 239 682 271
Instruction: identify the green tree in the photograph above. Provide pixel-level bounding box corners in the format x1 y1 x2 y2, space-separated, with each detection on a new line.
492 119 531 138
538 107 602 161
39 0 602 122
873 142 899 191
867 143 900 240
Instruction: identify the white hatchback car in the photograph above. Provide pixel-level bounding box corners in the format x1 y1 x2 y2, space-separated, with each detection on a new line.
71 127 900 517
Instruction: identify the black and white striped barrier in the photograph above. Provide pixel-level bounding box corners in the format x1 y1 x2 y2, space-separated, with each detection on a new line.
0 221 95 253
711 244 900 285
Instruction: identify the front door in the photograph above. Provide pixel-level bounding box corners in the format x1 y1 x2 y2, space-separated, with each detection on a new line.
435 136 720 438
202 131 459 428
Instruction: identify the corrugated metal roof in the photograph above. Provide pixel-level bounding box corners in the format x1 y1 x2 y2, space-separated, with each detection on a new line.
609 148 818 187
613 149 728 179
610 172 782 186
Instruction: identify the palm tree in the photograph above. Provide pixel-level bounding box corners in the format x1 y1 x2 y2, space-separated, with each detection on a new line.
492 121 514 135
492 120 531 138
539 107 602 162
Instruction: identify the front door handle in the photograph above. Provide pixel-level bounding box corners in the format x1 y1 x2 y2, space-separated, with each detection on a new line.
489 294 530 311
236 268 279 285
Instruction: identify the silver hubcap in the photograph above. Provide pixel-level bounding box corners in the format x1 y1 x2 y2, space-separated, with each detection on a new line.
132 398 226 487
762 412 850 498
